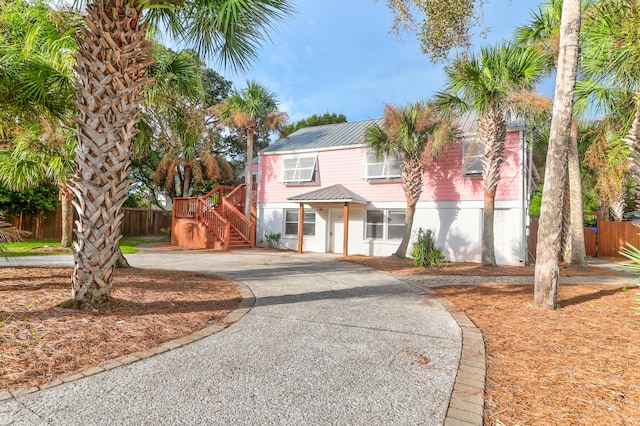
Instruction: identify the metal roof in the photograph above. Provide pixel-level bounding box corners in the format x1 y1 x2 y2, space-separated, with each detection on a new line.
457 110 526 136
261 112 526 155
261 119 381 154
287 184 368 204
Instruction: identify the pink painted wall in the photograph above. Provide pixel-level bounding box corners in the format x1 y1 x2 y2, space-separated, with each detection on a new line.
258 131 522 203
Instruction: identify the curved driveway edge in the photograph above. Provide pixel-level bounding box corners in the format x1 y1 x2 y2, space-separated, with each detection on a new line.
0 282 257 403
0 251 461 425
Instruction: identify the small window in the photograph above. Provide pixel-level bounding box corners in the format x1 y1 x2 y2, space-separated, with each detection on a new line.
387 211 406 239
284 209 316 236
366 210 384 238
362 150 403 181
366 210 405 239
462 138 483 177
278 155 318 185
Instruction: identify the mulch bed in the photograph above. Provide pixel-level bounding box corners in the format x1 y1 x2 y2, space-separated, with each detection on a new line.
340 254 617 276
432 284 640 425
0 267 240 390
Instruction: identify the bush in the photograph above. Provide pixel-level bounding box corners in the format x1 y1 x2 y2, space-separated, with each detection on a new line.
410 228 445 268
263 232 281 248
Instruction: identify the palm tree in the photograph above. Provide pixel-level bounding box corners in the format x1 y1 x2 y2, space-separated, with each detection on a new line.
214 80 288 218
365 102 455 258
65 0 292 307
515 0 594 268
0 0 77 247
534 0 582 310
0 126 76 246
437 42 547 266
580 1 640 217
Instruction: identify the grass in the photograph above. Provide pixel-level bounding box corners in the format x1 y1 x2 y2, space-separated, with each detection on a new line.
0 236 168 256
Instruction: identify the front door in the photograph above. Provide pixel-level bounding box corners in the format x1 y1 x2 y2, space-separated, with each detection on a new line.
328 208 344 254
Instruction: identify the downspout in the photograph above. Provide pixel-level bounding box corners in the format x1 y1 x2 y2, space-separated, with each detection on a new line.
520 129 528 265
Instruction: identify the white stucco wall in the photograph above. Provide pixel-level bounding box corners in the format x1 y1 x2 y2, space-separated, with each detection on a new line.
256 199 526 266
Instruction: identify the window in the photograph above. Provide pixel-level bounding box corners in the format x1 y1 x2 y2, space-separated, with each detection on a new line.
361 150 403 181
278 155 318 185
284 209 316 236
366 210 384 238
366 210 405 239
462 138 483 177
387 211 406 239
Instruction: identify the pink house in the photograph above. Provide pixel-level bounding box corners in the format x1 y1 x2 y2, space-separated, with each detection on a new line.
257 115 532 265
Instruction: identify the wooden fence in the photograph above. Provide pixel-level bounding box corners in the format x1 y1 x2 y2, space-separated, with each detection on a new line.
528 217 640 260
8 206 172 240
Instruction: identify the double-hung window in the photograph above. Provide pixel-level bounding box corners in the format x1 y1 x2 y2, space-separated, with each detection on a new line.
366 210 405 239
284 209 316 236
361 150 403 181
278 154 318 185
462 138 483 177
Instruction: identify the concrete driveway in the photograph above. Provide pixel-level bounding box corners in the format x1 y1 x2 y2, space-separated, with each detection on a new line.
0 249 461 425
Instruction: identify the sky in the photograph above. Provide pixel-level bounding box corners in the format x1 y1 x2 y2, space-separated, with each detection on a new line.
224 0 549 124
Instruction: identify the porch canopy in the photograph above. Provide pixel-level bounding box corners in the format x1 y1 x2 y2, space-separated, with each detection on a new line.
288 184 368 255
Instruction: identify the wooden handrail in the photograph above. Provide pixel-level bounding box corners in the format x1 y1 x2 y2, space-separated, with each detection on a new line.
223 198 255 247
173 198 198 219
225 184 245 207
197 198 230 250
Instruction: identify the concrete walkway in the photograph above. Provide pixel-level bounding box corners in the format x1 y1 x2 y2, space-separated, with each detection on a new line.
0 250 462 425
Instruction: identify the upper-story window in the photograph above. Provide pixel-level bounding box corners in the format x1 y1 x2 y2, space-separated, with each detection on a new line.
361 150 403 182
278 154 318 186
462 138 483 177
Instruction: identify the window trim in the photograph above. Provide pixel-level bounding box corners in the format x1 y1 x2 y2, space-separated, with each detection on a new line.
278 154 318 185
462 138 483 177
283 208 316 236
361 150 403 182
365 209 406 240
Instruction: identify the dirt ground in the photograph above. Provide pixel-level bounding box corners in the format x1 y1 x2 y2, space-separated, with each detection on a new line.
0 267 240 390
2 255 638 426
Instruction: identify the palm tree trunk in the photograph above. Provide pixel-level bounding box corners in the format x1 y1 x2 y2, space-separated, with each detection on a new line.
68 0 151 307
59 185 73 248
244 129 254 219
568 127 587 268
625 99 640 217
479 108 507 267
560 172 570 261
183 164 192 197
394 155 423 258
534 0 581 309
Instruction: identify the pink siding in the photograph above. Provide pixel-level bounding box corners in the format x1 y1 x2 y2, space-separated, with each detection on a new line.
259 130 522 203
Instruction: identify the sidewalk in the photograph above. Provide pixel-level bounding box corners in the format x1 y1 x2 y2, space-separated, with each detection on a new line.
0 250 462 425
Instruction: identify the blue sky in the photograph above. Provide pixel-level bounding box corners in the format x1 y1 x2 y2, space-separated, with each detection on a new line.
225 0 548 123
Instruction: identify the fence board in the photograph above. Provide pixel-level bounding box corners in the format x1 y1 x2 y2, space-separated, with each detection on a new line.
597 221 640 257
9 207 171 240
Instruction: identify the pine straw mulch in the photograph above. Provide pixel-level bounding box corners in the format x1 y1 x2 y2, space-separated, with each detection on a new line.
432 284 640 426
343 256 639 425
0 267 241 391
339 254 618 277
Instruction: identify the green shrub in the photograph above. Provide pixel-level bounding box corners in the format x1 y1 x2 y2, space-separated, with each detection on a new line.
618 243 640 314
263 232 281 248
410 228 445 268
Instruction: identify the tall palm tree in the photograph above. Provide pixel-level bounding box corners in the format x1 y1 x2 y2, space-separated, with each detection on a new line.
534 0 582 310
214 80 288 218
580 0 640 217
437 42 547 266
66 0 292 307
515 0 594 268
365 102 455 258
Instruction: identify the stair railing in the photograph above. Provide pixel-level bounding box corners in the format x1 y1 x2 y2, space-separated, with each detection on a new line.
197 198 230 250
222 198 255 248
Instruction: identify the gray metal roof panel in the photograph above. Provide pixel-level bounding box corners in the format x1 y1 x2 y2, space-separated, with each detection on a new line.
287 184 368 204
261 119 381 154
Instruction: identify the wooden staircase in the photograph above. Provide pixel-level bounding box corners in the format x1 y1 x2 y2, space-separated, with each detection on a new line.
172 185 256 250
